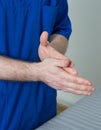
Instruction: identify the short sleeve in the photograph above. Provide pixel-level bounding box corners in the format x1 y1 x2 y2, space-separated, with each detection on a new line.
52 0 72 39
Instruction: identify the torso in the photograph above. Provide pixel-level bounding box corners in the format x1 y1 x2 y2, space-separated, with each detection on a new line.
0 0 57 129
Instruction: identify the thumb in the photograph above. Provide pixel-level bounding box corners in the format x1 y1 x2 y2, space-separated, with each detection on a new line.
40 31 49 46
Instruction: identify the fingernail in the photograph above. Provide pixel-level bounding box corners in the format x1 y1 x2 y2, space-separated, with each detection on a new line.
88 82 92 85
92 87 95 91
87 92 92 96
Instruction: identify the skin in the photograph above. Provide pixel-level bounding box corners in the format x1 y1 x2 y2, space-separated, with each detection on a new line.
39 31 95 95
39 31 76 75
38 58 95 95
0 32 95 96
0 56 39 81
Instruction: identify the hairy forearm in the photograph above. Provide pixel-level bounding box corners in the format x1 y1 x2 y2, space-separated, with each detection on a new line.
50 34 69 54
0 56 40 81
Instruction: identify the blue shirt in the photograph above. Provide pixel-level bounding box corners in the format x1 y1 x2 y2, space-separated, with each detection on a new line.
0 0 72 129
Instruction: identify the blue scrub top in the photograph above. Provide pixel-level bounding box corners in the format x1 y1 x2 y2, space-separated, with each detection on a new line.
0 0 72 129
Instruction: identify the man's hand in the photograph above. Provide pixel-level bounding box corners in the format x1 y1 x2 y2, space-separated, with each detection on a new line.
38 31 73 67
38 31 77 76
38 58 95 96
38 31 95 95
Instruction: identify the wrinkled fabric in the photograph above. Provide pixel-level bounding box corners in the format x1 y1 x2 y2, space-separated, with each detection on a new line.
0 0 72 129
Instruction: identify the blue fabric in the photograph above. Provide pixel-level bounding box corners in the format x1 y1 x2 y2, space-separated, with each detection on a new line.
0 0 72 129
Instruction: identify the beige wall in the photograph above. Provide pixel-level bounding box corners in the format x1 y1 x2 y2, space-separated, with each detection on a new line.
57 0 101 106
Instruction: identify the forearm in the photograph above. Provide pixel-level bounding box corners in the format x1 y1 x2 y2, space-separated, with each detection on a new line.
50 34 69 54
0 56 40 81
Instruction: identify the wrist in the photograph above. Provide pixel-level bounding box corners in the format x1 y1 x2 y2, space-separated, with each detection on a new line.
30 62 42 81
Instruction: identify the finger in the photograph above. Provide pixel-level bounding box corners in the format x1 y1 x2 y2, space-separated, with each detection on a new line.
65 58 74 68
64 58 74 68
51 59 69 68
69 61 74 68
51 53 72 67
40 31 48 46
64 82 95 92
63 67 78 76
63 87 92 96
64 73 92 86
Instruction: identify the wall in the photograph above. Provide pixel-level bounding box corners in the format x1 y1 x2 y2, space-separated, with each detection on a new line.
57 0 101 106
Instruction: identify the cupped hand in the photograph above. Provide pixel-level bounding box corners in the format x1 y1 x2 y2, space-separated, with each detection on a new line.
38 31 77 76
38 31 73 67
38 58 95 96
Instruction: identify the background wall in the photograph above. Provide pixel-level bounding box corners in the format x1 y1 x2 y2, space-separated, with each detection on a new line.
57 0 101 106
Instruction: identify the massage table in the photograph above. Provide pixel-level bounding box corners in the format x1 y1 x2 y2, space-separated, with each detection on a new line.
36 88 101 130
